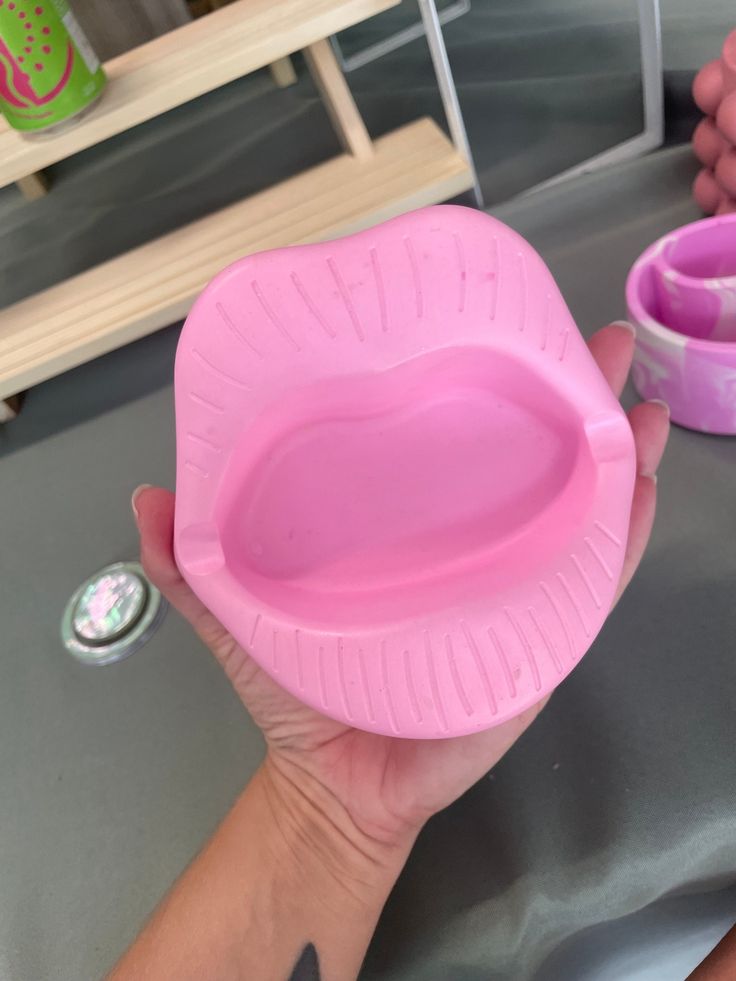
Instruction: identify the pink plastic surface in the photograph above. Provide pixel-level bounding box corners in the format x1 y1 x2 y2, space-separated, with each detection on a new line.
627 214 736 434
174 206 635 738
692 29 736 215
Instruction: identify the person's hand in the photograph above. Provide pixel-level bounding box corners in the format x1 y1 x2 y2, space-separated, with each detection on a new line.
132 322 668 852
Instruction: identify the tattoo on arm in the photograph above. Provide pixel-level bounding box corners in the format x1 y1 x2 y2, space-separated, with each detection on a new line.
288 943 321 981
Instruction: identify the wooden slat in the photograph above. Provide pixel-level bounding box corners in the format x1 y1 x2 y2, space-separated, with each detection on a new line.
15 172 50 201
0 119 472 399
269 55 298 88
0 0 398 189
0 396 22 423
305 38 373 160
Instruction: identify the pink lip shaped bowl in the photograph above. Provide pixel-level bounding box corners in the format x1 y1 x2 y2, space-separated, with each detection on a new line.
174 205 635 738
626 213 736 434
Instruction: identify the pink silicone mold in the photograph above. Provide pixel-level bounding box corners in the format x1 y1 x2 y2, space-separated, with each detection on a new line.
693 28 736 215
627 214 736 434
174 206 635 738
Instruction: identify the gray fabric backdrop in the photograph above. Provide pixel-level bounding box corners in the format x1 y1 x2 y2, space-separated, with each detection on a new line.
1 3 735 980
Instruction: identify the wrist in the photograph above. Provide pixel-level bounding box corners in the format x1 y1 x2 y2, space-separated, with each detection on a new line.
257 752 414 913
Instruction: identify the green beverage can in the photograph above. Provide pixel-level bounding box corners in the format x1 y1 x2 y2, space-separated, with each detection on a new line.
0 0 106 135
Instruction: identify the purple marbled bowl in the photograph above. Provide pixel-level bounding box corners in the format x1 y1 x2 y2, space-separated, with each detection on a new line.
626 214 736 434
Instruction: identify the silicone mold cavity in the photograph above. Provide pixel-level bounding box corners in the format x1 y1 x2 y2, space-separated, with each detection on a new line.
174 206 635 737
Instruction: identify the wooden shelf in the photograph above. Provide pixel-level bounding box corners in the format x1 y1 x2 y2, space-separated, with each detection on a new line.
0 0 397 189
0 119 472 399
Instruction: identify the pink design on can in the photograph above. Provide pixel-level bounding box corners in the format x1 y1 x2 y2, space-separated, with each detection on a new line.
0 38 74 111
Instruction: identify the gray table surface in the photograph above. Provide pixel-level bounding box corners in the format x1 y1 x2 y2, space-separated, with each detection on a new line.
2 143 736 981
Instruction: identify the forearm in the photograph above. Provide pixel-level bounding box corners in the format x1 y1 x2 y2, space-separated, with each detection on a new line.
107 755 415 981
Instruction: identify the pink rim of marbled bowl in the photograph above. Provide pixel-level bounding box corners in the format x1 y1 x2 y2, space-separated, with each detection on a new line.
626 214 736 434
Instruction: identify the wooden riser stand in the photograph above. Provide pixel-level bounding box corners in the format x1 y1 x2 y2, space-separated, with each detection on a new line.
15 51 298 200
0 0 473 413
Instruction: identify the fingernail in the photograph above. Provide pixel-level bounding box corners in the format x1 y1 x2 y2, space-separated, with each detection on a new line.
610 319 636 336
131 484 152 521
640 471 658 484
648 398 671 418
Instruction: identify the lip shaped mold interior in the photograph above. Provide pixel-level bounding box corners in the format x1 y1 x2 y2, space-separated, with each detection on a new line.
174 206 635 737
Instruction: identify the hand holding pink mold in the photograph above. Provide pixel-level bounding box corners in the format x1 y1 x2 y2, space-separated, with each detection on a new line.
172 206 636 738
693 28 736 215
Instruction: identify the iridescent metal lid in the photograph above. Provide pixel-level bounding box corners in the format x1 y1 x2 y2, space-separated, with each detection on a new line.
61 562 166 665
